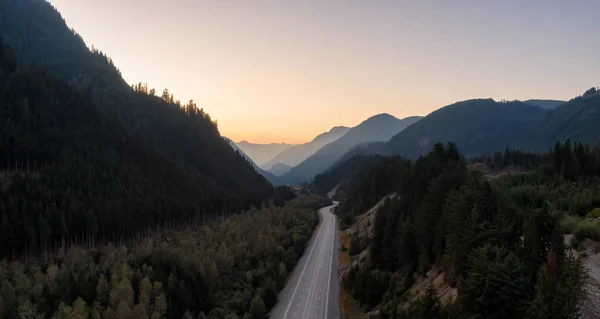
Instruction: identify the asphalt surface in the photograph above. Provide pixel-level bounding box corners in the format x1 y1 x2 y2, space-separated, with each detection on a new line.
270 202 340 319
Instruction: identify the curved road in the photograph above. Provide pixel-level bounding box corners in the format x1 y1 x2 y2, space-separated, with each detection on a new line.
270 202 340 319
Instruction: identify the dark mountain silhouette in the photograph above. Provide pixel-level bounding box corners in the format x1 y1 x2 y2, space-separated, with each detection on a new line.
262 126 350 170
235 141 293 167
332 90 600 166
381 99 547 158
0 41 273 260
0 0 273 208
278 114 421 184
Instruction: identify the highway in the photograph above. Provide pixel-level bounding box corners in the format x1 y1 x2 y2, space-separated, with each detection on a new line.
270 201 340 319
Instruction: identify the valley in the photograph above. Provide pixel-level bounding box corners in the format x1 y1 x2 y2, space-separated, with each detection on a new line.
0 0 598 318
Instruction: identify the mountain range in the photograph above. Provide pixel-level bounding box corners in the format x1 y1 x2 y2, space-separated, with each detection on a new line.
235 141 293 167
277 114 422 184
313 92 600 189
261 126 350 171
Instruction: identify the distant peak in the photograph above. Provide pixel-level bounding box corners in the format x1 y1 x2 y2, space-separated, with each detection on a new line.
362 113 398 124
328 126 350 133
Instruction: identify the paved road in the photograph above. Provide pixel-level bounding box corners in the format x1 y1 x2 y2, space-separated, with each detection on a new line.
270 202 340 319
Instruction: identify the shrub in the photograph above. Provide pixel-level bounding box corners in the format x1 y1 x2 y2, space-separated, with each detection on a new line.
559 215 580 234
586 208 600 219
573 220 600 244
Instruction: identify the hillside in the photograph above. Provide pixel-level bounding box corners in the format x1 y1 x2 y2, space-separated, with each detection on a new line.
311 155 385 199
262 126 350 170
224 137 280 184
0 42 262 260
539 88 600 147
380 99 547 158
0 0 273 206
336 144 589 318
236 141 293 167
524 99 566 109
279 114 421 185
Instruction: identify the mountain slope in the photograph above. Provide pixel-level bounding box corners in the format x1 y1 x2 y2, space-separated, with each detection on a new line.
224 137 280 184
0 41 254 259
235 141 293 167
382 99 547 158
538 88 600 147
267 163 292 176
0 0 273 206
524 99 566 109
262 126 351 170
280 114 421 184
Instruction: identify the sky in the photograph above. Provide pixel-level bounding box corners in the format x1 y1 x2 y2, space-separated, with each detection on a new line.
49 0 600 144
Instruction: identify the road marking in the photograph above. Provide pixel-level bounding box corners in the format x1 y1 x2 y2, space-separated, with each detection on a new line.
325 211 336 319
302 218 330 319
281 209 328 319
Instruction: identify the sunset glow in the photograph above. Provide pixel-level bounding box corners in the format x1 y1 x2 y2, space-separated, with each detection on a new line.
49 0 600 144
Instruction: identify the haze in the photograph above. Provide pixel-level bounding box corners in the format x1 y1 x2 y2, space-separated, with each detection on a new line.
49 0 600 144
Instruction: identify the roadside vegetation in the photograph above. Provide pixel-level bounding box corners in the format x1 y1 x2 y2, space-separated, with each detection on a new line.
333 142 596 318
0 195 325 319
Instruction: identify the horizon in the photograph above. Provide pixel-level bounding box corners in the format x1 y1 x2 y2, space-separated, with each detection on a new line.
49 0 599 144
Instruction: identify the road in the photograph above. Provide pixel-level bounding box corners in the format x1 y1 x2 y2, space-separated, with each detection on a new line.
270 201 340 319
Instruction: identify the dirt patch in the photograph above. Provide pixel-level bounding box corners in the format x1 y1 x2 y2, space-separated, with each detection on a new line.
402 269 457 308
564 235 600 318
346 193 397 240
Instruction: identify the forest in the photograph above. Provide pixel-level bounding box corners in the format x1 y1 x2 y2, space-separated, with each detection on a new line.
0 41 274 262
335 142 594 318
0 0 273 209
0 195 328 319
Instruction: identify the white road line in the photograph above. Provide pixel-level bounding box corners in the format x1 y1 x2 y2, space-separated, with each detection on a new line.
325 210 336 319
302 217 331 319
282 209 327 319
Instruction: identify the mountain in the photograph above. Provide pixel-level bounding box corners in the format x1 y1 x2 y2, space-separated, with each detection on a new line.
524 99 566 109
262 126 351 170
235 141 293 167
279 114 422 184
267 163 292 176
0 41 272 259
224 137 280 184
0 2 273 206
341 91 600 161
379 99 547 158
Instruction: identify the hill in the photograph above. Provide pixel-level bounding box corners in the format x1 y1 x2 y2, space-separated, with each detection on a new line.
381 99 547 158
279 114 421 184
524 99 566 109
236 141 293 167
262 126 350 170
374 92 600 160
310 155 385 199
0 41 267 260
0 0 273 206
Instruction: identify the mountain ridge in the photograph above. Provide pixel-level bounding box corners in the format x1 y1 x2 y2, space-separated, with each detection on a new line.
261 125 351 170
278 114 422 184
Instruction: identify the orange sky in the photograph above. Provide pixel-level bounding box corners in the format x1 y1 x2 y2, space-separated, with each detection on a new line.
49 0 599 144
